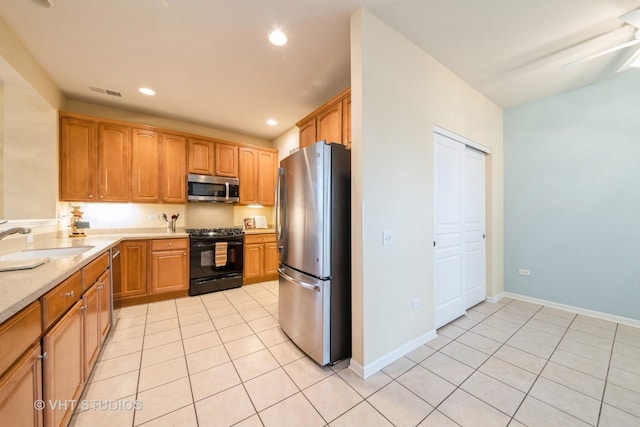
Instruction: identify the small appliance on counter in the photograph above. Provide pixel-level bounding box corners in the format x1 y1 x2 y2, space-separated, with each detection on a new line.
186 227 244 296
69 205 90 237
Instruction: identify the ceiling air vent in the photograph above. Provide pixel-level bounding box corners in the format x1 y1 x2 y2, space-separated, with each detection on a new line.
88 85 122 97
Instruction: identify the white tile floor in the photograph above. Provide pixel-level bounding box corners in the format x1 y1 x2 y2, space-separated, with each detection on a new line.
69 281 640 427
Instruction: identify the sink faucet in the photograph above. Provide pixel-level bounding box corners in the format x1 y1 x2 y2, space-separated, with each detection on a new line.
0 227 31 240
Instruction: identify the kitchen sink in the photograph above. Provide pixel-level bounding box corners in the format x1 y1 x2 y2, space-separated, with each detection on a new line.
0 246 95 261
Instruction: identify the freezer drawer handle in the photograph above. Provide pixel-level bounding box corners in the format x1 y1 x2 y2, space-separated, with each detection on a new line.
278 268 320 292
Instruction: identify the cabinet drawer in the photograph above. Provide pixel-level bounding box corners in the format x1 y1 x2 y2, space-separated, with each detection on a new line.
0 301 41 376
244 233 276 244
82 252 109 289
42 271 82 330
151 238 188 251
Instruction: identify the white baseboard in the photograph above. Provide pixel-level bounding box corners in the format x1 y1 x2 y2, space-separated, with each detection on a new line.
486 292 505 303
503 292 640 329
348 329 437 379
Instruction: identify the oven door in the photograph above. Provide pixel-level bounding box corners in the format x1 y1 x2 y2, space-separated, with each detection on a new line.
189 238 243 280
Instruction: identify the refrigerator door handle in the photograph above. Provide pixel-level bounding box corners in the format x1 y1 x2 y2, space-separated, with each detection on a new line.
275 167 285 251
278 267 320 292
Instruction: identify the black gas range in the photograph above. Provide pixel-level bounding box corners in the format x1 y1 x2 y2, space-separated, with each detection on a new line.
186 227 244 296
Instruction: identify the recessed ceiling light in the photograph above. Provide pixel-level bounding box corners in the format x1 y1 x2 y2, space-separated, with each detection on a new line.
266 119 278 126
139 87 155 96
269 29 287 46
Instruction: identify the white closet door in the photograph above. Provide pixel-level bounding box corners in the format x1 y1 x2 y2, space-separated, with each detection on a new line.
463 147 486 308
434 133 465 328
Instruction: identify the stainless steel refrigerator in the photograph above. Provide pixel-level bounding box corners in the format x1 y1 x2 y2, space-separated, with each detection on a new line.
276 141 351 366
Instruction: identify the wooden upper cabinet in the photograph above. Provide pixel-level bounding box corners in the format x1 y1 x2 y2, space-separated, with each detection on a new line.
160 133 186 203
257 150 277 206
188 138 215 175
215 143 239 177
316 100 342 145
238 147 277 206
342 94 351 149
238 147 258 204
97 123 130 201
297 87 351 150
60 117 97 201
131 129 160 203
298 117 317 149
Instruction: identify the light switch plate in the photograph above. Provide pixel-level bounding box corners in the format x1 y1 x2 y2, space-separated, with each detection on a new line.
382 231 393 246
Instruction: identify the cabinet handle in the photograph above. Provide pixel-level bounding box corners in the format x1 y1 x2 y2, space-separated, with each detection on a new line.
37 352 48 361
80 305 88 311
63 291 74 297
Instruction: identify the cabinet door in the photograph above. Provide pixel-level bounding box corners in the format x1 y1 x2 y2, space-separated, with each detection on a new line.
97 123 130 201
60 117 97 201
238 147 258 204
188 138 215 175
82 284 100 382
215 143 239 177
316 101 342 145
97 269 111 346
131 129 160 203
118 240 148 299
43 301 84 427
342 95 351 149
150 249 188 294
257 150 277 206
160 133 186 203
264 242 279 278
298 117 316 149
0 344 42 427
243 244 264 281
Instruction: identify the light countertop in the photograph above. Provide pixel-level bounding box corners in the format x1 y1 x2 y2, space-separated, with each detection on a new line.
0 231 188 324
243 228 275 234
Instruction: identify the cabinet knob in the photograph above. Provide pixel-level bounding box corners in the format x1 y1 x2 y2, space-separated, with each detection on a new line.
183 252 187 256
168 242 173 247
37 352 48 361
63 291 74 297
89 195 93 199
99 195 104 199
80 305 88 311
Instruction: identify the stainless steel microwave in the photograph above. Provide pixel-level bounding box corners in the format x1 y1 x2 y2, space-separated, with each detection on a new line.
187 174 240 203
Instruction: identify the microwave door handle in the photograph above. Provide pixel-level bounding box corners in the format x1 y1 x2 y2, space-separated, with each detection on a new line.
225 182 229 201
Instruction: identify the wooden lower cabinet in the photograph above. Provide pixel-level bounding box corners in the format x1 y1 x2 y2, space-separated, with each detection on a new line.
82 284 100 383
98 270 111 345
0 344 43 427
116 238 188 306
243 233 279 285
43 300 84 427
150 239 189 294
117 240 149 300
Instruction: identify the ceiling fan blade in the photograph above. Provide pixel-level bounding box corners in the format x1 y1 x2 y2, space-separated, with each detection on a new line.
617 45 640 72
621 8 640 28
564 37 640 66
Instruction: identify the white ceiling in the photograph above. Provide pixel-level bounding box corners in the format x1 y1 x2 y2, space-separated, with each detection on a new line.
1 0 640 140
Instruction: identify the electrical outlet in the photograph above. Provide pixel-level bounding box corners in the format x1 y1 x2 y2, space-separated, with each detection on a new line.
412 297 422 309
518 269 531 276
149 214 159 220
26 234 34 244
382 231 393 246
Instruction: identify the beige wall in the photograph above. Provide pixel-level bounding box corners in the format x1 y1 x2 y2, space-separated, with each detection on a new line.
0 16 60 220
273 126 299 163
0 16 62 110
350 8 504 373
